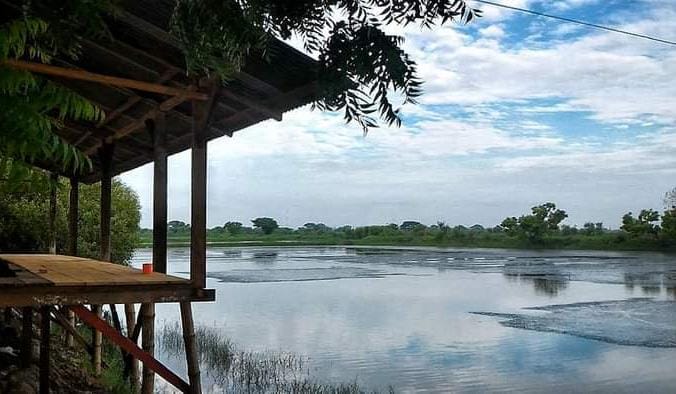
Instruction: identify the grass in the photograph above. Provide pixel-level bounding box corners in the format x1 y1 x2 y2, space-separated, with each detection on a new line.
139 231 676 253
159 323 386 393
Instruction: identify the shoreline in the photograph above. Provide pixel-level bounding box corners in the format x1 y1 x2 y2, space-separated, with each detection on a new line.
136 239 676 254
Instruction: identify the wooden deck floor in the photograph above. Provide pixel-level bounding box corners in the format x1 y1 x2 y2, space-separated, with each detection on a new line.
0 254 214 307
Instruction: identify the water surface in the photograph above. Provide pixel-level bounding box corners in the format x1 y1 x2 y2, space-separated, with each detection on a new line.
132 246 676 392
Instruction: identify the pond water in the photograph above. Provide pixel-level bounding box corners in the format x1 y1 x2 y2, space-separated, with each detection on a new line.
131 246 676 393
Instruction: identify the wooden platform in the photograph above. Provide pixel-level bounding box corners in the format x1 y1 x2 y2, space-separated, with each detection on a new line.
0 254 214 307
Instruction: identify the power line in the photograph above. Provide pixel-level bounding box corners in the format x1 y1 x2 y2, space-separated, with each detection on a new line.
473 0 676 46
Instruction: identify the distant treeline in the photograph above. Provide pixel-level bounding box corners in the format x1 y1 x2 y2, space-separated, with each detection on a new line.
140 198 676 252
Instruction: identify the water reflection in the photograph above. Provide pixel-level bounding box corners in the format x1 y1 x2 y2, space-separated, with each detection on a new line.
135 246 676 392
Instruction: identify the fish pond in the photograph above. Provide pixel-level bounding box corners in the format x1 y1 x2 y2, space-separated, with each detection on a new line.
131 246 676 393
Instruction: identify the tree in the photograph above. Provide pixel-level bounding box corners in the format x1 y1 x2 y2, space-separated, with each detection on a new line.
252 217 279 235
664 187 676 211
400 221 425 232
1 2 111 175
224 221 243 235
582 222 604 235
621 210 660 237
168 220 190 235
661 210 676 241
171 0 479 132
0 176 140 264
500 202 568 243
2 0 480 174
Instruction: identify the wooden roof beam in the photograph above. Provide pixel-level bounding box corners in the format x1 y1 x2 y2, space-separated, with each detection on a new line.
2 60 208 100
84 93 192 155
98 68 180 128
219 88 282 121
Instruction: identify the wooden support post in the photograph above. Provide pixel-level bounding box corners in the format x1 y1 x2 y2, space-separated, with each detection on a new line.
94 143 114 376
190 79 219 289
39 306 50 394
48 173 58 254
180 302 201 394
141 303 155 394
151 112 168 274
20 307 33 368
68 177 79 256
99 143 114 262
125 304 141 392
66 177 78 347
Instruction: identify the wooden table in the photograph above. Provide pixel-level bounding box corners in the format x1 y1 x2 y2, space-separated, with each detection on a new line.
0 254 214 307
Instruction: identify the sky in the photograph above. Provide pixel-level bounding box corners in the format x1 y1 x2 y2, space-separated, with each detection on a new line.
120 0 676 230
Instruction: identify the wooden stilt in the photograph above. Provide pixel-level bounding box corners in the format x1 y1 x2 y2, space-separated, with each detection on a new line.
141 303 155 394
20 307 33 368
48 173 58 254
92 304 103 376
180 302 201 394
39 306 50 394
125 304 141 392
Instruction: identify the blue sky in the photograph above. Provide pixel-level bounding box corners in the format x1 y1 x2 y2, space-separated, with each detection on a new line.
121 0 676 229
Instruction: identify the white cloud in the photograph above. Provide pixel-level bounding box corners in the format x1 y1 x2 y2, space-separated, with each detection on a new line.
120 1 676 231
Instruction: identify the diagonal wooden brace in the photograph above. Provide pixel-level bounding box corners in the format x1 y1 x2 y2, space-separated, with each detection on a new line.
70 305 190 393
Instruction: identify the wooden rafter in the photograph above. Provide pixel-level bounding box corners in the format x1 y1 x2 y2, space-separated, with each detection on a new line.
220 88 282 121
2 60 207 100
84 93 192 155
98 69 180 128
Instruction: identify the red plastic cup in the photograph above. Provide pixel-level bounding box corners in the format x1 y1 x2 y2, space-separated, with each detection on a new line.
142 263 153 274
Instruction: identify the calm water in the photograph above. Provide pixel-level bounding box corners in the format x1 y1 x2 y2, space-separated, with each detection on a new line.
132 246 676 393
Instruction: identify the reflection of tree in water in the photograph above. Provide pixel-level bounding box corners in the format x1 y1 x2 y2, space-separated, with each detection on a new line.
222 250 243 258
667 287 676 300
252 251 278 264
503 272 569 297
641 286 662 296
623 272 669 292
532 277 569 296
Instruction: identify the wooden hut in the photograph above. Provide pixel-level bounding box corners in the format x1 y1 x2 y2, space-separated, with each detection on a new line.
0 1 318 393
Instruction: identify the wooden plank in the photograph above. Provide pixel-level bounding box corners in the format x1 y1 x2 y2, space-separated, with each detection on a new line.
2 60 207 100
0 285 215 308
71 305 190 393
151 112 168 274
1 255 192 288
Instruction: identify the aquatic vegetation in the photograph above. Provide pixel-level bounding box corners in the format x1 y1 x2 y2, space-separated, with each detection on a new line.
159 323 370 393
